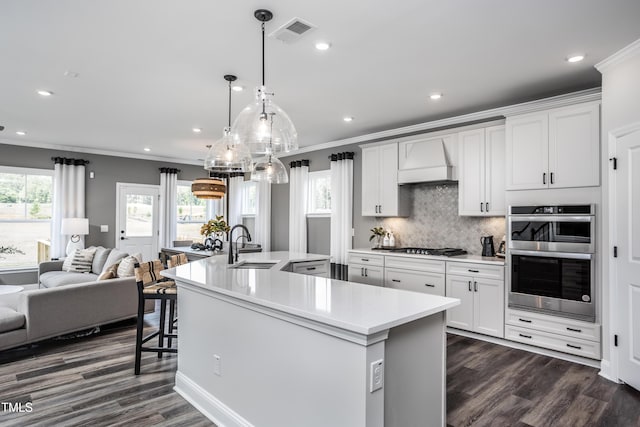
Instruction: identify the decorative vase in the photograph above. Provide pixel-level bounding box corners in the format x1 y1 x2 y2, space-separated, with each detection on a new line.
374 236 383 249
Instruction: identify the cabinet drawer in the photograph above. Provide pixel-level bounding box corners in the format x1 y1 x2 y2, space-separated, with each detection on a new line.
348 252 384 267
505 325 601 360
291 260 329 275
446 262 504 280
506 308 600 342
384 256 445 273
385 268 445 296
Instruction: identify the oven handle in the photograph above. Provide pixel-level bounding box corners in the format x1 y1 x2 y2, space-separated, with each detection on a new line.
508 215 593 222
510 249 593 260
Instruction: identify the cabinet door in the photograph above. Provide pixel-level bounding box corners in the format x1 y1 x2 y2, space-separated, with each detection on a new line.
506 113 549 190
473 277 504 338
548 103 600 188
445 275 474 331
348 263 384 286
485 125 506 216
378 143 399 216
458 129 486 216
361 146 380 216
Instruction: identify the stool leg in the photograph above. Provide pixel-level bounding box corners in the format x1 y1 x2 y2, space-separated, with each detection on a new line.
158 298 167 359
168 299 176 348
134 295 145 375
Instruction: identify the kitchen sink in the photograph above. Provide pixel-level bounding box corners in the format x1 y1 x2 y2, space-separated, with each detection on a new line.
229 261 278 270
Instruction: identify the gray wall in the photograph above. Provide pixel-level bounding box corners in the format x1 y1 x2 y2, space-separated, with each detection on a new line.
0 143 205 249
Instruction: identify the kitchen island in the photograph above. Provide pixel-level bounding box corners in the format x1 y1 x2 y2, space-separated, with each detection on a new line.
162 251 459 427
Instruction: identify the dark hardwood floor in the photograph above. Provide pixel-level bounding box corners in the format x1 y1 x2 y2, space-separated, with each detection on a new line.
0 317 638 426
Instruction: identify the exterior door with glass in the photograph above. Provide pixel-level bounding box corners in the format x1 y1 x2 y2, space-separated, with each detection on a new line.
116 183 159 261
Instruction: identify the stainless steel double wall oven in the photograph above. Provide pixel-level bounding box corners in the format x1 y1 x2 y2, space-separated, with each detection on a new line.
508 205 595 322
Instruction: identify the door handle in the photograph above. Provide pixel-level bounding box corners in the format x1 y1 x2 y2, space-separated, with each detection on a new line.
361 267 364 276
468 281 472 292
306 267 316 271
519 333 532 339
486 202 489 212
566 327 582 333
550 172 554 185
424 284 435 287
474 281 478 292
392 279 401 283
566 344 582 350
543 172 546 185
468 269 479 273
518 318 532 323
480 202 484 212
361 258 369 262
120 237 127 240
364 268 368 277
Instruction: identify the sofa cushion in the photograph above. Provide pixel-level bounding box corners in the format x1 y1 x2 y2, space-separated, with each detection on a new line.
102 249 129 273
117 254 143 277
98 262 120 280
39 271 100 288
0 307 25 333
91 247 112 274
62 248 97 273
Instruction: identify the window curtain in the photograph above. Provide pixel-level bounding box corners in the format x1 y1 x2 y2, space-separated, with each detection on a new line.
289 160 309 253
330 152 354 280
159 168 179 249
227 173 244 230
255 180 271 251
206 198 225 220
51 157 88 259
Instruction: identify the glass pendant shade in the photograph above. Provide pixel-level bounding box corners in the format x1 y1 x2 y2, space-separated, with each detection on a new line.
232 86 298 156
251 155 288 184
204 128 253 172
191 177 226 199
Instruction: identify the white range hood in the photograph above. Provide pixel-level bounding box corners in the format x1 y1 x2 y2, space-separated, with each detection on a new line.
397 133 458 184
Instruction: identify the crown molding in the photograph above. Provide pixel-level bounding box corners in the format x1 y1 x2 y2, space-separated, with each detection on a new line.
0 138 203 166
595 38 640 73
284 88 601 157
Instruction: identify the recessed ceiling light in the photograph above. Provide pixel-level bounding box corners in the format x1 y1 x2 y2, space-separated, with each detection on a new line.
343 116 354 122
16 131 26 136
430 93 443 100
231 85 244 92
315 42 331 51
143 147 151 152
566 54 585 63
192 127 202 133
37 90 53 97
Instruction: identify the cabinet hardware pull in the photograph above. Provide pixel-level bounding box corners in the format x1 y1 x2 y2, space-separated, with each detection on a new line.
518 318 532 323
468 281 472 292
364 268 368 277
379 205 382 213
392 279 401 283
425 284 435 287
566 327 582 333
361 258 369 262
474 281 478 292
361 267 364 276
519 333 532 339
543 172 546 185
480 202 484 212
306 267 316 271
468 269 479 273
486 202 490 212
550 172 554 184
566 344 582 350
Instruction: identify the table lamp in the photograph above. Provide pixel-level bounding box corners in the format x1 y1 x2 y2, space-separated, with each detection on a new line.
61 218 89 256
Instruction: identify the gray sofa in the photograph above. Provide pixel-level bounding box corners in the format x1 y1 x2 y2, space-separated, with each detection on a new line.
0 247 152 352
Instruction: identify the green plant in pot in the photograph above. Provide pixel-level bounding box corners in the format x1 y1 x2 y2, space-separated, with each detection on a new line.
200 216 231 251
369 226 386 249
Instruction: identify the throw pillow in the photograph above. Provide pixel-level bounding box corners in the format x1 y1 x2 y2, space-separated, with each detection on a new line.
62 247 97 273
91 247 113 274
117 253 143 277
98 262 120 280
102 249 129 273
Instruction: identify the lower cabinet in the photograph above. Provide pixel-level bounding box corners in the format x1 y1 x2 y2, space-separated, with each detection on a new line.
290 260 330 278
347 263 384 286
385 268 445 296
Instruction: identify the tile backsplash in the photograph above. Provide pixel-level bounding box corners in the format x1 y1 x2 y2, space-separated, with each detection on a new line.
381 183 506 255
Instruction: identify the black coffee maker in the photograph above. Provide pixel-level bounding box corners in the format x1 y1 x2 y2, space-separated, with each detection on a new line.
480 235 495 257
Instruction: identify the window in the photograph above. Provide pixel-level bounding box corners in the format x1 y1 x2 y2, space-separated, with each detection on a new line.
0 166 53 270
176 181 207 242
241 181 257 216
307 170 331 216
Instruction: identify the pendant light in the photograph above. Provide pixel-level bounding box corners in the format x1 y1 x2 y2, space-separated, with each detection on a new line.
191 176 226 199
231 9 298 156
251 113 289 184
204 75 252 173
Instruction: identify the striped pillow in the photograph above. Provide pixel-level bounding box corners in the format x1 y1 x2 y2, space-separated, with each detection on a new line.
116 253 143 277
62 248 97 273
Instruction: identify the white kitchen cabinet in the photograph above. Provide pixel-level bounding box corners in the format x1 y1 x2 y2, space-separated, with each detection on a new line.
458 125 505 216
506 102 600 190
347 251 385 286
360 142 410 217
384 255 446 296
445 262 504 338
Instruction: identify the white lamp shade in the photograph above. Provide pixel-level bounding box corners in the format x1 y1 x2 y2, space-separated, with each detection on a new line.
61 218 89 236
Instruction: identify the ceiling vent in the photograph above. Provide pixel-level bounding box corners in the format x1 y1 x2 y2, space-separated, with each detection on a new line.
270 17 316 44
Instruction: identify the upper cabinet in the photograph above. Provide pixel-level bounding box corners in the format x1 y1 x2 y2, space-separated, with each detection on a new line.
361 142 410 217
458 125 506 216
506 102 600 190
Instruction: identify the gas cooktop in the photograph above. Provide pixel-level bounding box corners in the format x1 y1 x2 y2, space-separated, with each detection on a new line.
389 247 468 257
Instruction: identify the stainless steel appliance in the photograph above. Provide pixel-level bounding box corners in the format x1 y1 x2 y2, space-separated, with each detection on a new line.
508 205 595 322
481 236 495 257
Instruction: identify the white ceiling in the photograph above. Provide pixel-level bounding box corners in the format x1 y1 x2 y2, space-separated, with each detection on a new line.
1 0 639 164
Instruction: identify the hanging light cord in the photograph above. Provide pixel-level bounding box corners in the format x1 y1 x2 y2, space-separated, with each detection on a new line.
261 22 266 87
227 79 232 128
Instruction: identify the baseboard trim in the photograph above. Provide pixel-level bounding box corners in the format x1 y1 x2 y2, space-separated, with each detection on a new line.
447 328 601 369
174 371 254 427
598 359 621 383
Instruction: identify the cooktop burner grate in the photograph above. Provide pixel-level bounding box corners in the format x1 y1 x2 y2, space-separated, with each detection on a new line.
389 247 468 256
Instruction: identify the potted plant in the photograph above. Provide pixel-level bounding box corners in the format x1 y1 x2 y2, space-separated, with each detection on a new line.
369 226 386 249
200 216 231 251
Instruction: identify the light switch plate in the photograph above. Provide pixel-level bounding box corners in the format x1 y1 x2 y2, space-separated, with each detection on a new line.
214 354 221 376
100 225 108 232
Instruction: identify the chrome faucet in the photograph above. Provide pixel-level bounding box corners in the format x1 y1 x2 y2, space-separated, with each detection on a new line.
228 224 252 264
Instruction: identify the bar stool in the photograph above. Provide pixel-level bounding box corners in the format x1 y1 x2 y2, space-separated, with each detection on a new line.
165 253 188 344
134 260 177 375
167 253 188 268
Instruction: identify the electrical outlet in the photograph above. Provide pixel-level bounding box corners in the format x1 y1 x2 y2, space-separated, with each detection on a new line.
100 225 109 232
369 359 384 392
213 354 222 376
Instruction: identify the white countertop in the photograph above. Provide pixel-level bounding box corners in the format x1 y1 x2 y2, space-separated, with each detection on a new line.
350 248 505 266
162 251 459 336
